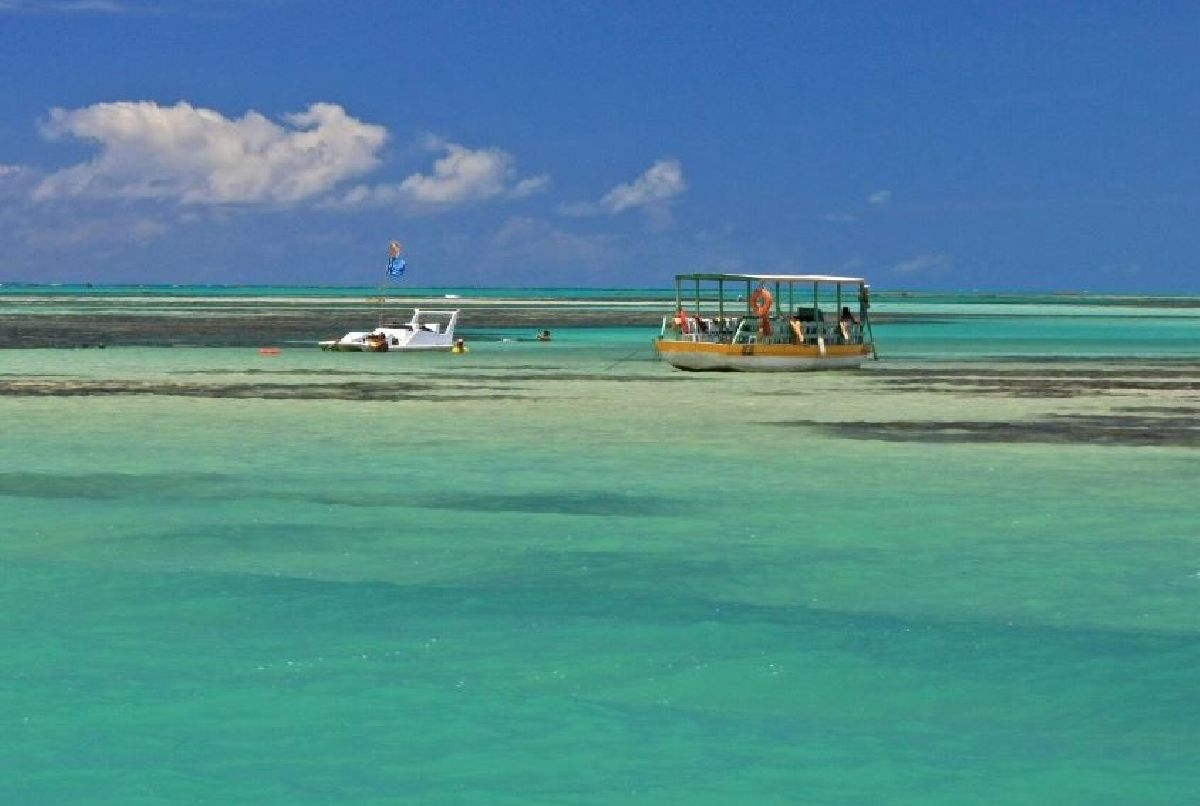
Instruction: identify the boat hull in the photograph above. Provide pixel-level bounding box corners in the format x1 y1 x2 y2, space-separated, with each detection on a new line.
319 341 377 352
655 339 871 371
319 340 452 352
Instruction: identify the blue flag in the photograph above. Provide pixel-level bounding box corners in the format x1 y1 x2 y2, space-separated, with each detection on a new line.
387 257 407 277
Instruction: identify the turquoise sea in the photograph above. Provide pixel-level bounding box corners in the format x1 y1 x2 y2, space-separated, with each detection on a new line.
2 287 1198 803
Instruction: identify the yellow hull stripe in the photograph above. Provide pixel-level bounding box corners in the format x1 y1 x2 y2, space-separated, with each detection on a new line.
655 340 871 358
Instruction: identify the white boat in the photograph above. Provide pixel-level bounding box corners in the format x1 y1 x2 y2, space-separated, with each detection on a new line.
319 308 460 352
654 273 876 371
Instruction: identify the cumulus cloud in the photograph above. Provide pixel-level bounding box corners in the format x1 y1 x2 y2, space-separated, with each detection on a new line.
561 159 685 227
868 189 892 205
893 252 952 275
0 163 42 201
33 100 387 205
335 136 548 209
509 173 552 199
399 137 547 204
600 159 685 213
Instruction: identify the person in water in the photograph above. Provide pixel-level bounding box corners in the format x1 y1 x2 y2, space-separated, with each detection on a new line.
451 338 468 353
536 329 552 341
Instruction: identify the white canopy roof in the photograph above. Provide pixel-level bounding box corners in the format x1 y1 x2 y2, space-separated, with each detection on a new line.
675 273 867 284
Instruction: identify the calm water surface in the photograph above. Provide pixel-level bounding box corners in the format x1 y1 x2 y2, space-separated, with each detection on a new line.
2 294 1198 803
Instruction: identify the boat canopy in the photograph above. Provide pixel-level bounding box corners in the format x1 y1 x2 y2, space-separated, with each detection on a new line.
674 273 867 285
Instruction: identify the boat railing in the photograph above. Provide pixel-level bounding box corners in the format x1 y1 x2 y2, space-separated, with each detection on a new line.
796 321 862 342
659 316 737 341
733 316 794 345
662 314 866 346
731 317 865 346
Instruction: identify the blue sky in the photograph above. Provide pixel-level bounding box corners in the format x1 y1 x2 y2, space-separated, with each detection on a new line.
2 0 1198 291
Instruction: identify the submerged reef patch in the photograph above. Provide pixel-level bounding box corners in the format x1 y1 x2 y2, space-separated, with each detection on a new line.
0 378 529 401
769 413 1199 448
865 366 1200 398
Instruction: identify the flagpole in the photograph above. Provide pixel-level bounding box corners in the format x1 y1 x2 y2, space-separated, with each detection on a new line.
379 241 404 325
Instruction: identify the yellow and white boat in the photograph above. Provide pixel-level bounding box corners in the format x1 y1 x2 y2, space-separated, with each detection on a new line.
654 273 876 371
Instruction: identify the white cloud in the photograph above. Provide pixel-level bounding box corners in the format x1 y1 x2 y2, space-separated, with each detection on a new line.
400 137 549 204
892 252 952 275
561 159 686 226
33 100 387 205
509 174 551 199
0 164 42 202
601 159 685 213
334 181 416 208
868 189 892 205
399 137 515 204
334 136 548 209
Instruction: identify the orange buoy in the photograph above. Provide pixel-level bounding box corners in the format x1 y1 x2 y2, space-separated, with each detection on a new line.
258 347 281 356
749 287 773 316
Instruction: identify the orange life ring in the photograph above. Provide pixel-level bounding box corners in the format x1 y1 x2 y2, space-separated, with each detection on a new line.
749 287 773 316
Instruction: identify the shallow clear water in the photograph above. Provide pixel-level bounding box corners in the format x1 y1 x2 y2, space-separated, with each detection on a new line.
2 295 1198 802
